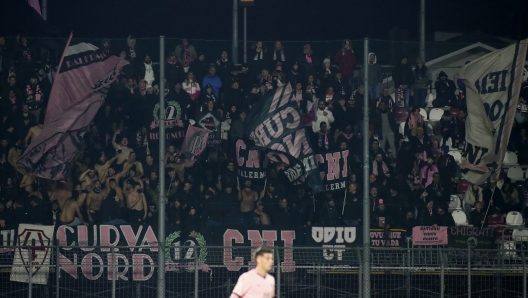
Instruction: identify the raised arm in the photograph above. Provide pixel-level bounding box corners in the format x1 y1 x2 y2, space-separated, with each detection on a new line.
142 194 148 220
112 131 120 150
24 128 32 147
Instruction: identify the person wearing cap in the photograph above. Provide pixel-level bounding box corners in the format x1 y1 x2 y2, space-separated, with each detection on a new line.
297 44 319 77
202 66 223 98
437 146 457 189
318 58 339 91
333 39 356 88
371 199 394 229
434 71 458 108
392 56 415 111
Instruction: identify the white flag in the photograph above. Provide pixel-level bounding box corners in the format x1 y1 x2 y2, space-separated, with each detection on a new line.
460 39 528 184
10 224 55 284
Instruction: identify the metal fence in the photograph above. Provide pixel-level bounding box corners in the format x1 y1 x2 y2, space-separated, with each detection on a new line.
1 244 527 298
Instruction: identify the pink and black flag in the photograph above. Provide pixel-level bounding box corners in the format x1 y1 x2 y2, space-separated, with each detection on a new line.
180 126 209 167
17 35 129 180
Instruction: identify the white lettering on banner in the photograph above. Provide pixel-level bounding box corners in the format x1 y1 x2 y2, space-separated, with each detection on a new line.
237 169 267 179
0 229 16 252
223 229 295 272
370 231 402 247
250 108 301 150
284 164 303 182
312 227 356 244
323 245 346 261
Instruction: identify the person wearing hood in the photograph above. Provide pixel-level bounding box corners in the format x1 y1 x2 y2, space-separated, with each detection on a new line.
412 59 431 108
392 56 414 111
371 101 397 156
165 52 185 86
137 54 158 85
434 205 455 227
434 71 457 108
298 44 319 77
202 66 223 99
333 39 356 87
360 52 383 99
174 38 197 71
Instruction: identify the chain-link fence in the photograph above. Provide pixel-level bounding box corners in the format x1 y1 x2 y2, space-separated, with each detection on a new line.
1 244 527 298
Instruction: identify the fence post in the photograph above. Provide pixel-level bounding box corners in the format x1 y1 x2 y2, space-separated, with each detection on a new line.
316 266 321 298
194 246 199 298
28 247 32 297
406 239 411 298
357 247 362 298
467 241 471 298
439 248 445 298
275 247 281 298
56 243 60 298
112 248 116 298
522 249 526 298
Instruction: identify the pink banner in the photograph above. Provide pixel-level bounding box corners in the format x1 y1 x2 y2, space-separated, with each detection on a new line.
412 226 448 246
17 37 129 180
180 126 209 167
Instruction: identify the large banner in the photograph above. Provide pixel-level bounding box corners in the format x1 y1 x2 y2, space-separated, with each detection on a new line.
197 111 222 146
244 83 324 194
369 229 406 247
235 139 267 182
10 224 55 284
412 226 448 246
316 149 349 191
148 100 188 144
181 126 209 166
17 38 129 180
459 39 528 184
447 226 495 249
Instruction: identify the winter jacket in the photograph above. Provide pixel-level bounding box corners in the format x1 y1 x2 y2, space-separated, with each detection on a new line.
413 66 432 90
174 45 198 67
464 186 483 206
202 75 223 98
421 164 439 188
435 79 457 102
371 110 398 140
392 62 415 87
313 108 335 132
359 53 382 86
333 48 356 77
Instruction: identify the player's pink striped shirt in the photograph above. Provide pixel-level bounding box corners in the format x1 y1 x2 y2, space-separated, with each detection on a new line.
231 269 275 298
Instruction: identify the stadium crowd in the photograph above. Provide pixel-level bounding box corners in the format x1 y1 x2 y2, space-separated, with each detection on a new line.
0 36 528 235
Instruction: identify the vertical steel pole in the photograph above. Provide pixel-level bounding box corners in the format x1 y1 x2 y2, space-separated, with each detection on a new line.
194 248 199 298
232 0 239 64
112 249 116 298
440 249 445 297
243 7 247 63
467 242 471 298
56 243 60 298
42 0 48 20
276 247 281 298
362 37 371 298
420 0 426 61
28 248 32 297
157 35 166 298
522 249 526 298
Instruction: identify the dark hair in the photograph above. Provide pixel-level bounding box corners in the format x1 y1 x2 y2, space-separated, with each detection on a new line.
254 247 273 260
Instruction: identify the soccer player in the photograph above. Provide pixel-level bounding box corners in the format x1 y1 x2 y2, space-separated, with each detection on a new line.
230 247 275 298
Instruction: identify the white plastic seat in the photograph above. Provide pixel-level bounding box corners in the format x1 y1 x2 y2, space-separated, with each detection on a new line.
512 229 528 242
399 122 405 135
507 166 524 182
419 108 428 120
448 195 461 212
452 210 468 226
428 108 444 121
503 151 518 166
506 211 524 226
448 150 462 164
425 94 435 108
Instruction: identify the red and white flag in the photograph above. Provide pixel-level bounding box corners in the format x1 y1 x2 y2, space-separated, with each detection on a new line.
17 34 129 180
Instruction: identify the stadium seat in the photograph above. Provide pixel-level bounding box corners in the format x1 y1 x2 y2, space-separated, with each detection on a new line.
505 211 523 226
448 195 461 212
429 108 444 121
449 107 461 119
487 212 504 226
430 135 439 149
394 107 409 123
425 93 435 108
448 150 462 164
457 179 470 194
512 229 528 242
399 122 405 135
507 166 524 182
496 179 504 189
452 210 468 226
419 108 428 120
503 151 518 166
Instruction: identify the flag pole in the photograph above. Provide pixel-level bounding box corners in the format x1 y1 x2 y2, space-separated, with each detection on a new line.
157 35 166 298
362 37 371 298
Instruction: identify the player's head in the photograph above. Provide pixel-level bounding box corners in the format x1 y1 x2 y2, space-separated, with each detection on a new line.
254 247 273 272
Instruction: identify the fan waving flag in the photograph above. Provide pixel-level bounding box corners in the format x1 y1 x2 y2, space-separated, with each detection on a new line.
181 126 209 167
459 39 528 184
17 35 129 180
244 83 323 194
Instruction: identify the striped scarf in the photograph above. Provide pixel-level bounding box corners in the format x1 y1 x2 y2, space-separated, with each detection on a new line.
273 49 286 62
